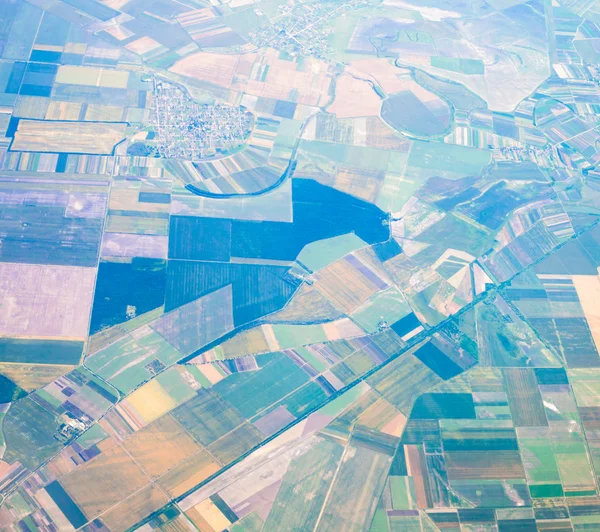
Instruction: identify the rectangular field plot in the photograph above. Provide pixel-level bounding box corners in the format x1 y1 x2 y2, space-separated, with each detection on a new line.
100 485 168 532
503 368 548 427
45 480 88 529
11 119 127 154
0 263 96 341
2 396 63 469
0 185 106 267
212 352 311 419
316 444 393 532
101 233 168 259
123 414 201 478
313 254 387 314
445 449 526 481
0 339 83 365
367 353 442 414
0 362 72 391
157 450 221 498
172 388 246 447
264 439 345 531
151 285 234 357
120 379 179 427
207 422 263 464
55 65 129 89
85 328 181 395
59 446 150 520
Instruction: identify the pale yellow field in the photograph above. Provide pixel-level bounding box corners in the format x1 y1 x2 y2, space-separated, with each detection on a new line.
357 397 406 436
202 326 271 361
171 49 333 107
45 101 82 121
197 364 225 385
109 185 170 213
99 69 130 89
123 414 201 478
124 379 177 425
269 284 342 323
171 52 240 87
322 318 363 341
572 273 600 353
100 485 168 532
224 326 271 356
0 363 73 391
55 65 129 88
60 446 149 519
349 59 410 94
157 451 221 498
188 498 231 532
12 120 127 154
334 168 382 203
327 73 382 118
125 36 163 55
33 44 63 52
185 508 212 532
44 448 78 479
0 262 96 340
85 104 125 122
313 259 380 314
64 43 87 54
56 65 102 85
14 96 49 119
381 413 407 437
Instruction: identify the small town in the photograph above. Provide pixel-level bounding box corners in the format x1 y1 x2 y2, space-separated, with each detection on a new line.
251 0 365 58
153 79 254 160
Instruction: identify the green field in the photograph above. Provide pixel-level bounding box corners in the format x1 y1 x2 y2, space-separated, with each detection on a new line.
172 388 246 447
212 353 311 418
3 396 63 469
264 439 344 530
316 444 392 532
208 422 264 464
0 339 83 365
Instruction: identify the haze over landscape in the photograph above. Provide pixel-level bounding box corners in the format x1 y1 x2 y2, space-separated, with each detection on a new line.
2 0 600 530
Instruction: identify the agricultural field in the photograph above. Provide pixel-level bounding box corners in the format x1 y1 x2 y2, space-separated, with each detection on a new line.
3 0 600 530
11 120 127 154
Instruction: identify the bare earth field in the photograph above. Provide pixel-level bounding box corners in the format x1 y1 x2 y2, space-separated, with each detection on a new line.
0 263 96 340
12 120 127 154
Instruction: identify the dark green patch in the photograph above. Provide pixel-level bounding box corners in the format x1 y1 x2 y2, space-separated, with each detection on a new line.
90 258 166 335
351 425 398 455
0 374 27 403
172 388 245 446
277 382 328 418
0 338 83 365
411 393 476 420
139 191 170 204
3 396 63 469
46 480 87 528
165 260 297 328
534 367 569 385
211 494 239 523
414 342 463 380
529 484 564 498
212 353 310 419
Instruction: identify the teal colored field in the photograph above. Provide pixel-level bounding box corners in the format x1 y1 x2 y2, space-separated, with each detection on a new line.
213 353 311 418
